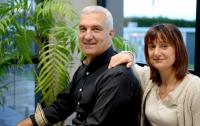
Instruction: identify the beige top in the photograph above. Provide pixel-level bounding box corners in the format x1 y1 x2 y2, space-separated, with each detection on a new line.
145 83 184 126
132 64 200 126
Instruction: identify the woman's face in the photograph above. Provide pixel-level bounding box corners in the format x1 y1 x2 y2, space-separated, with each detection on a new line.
147 40 175 72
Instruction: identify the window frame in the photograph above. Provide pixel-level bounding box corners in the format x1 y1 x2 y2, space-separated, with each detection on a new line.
100 0 200 77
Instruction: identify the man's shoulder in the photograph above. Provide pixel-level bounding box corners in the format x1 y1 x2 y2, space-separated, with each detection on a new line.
102 65 140 88
108 65 132 74
104 65 137 81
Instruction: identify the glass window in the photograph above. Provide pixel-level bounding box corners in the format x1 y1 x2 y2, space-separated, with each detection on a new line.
0 0 36 125
0 64 35 126
124 0 196 70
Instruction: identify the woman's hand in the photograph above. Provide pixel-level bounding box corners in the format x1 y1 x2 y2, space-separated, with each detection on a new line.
108 52 134 69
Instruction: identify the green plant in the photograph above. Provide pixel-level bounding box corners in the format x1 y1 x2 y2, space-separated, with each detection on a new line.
0 0 79 107
33 0 79 106
0 0 134 109
112 36 135 52
0 0 35 106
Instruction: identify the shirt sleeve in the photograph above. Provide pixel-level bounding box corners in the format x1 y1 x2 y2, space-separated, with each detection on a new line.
29 69 80 126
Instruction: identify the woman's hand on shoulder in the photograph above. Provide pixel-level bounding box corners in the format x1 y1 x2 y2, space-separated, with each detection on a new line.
108 51 134 69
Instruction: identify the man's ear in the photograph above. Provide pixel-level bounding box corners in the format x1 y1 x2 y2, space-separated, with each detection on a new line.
109 30 115 37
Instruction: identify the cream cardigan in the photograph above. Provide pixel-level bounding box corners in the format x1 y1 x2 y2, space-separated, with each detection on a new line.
133 64 200 126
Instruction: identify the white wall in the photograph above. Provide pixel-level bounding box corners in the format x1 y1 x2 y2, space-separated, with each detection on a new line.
69 0 97 15
66 0 97 81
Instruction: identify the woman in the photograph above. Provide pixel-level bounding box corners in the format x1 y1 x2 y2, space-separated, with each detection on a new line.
109 23 200 126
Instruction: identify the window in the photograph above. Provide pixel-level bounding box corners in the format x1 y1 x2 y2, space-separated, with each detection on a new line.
124 0 196 70
0 0 36 125
0 64 36 125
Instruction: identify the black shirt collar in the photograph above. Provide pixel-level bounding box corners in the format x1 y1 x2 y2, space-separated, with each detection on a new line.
82 46 116 73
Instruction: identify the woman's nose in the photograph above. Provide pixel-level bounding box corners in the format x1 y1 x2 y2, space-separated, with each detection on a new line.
154 46 161 56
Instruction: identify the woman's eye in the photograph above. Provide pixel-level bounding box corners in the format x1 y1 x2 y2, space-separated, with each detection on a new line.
148 44 155 49
160 44 168 49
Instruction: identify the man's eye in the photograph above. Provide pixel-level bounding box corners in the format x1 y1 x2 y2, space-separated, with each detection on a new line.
79 27 86 32
92 27 101 32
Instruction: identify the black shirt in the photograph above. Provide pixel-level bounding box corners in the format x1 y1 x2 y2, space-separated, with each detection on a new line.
31 46 142 126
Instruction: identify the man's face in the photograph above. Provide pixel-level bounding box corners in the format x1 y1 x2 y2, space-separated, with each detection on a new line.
79 12 114 61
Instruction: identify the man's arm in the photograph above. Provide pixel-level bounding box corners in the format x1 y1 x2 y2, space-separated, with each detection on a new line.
17 89 75 126
16 67 80 126
16 118 34 126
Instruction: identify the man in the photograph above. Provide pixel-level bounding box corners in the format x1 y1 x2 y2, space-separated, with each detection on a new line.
17 5 142 126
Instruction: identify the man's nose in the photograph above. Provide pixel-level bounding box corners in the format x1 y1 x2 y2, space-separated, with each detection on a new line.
85 30 93 39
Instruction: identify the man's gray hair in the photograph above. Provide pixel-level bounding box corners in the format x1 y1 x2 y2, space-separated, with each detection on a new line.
81 5 113 29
